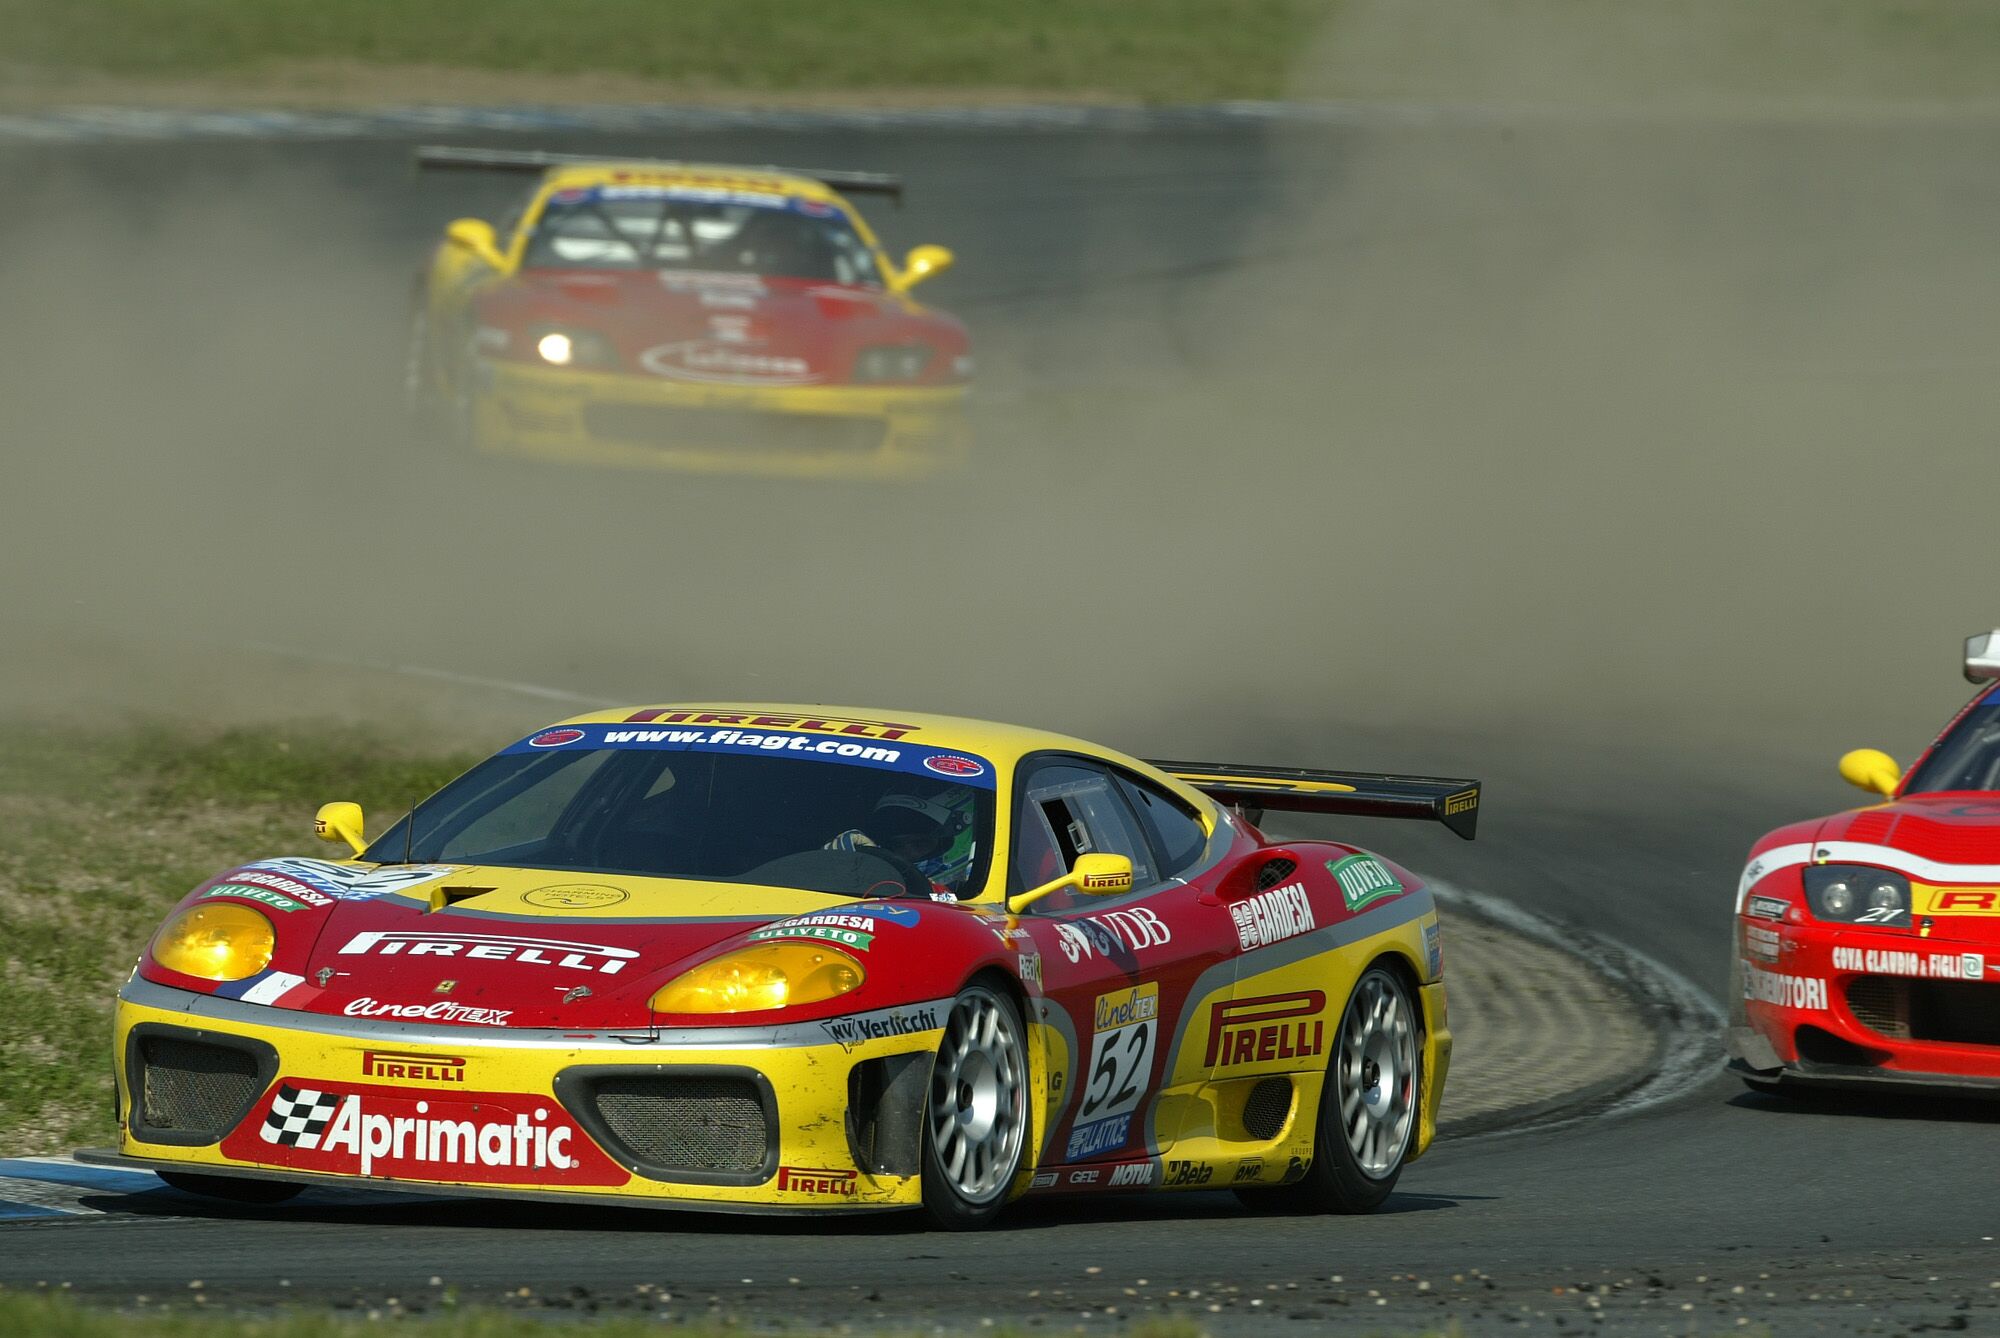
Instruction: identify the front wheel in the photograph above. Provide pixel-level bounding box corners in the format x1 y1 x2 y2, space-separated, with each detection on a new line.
1236 964 1420 1214
920 982 1029 1229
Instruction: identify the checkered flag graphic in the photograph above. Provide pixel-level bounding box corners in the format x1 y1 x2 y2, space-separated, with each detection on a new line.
259 1084 340 1149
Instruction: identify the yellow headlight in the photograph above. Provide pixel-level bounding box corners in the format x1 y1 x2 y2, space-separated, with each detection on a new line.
150 902 276 982
651 942 865 1015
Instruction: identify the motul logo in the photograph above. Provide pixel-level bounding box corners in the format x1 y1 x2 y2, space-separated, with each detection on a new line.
1205 991 1327 1067
338 931 637 975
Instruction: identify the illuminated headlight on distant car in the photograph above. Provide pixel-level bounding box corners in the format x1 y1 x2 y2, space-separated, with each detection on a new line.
852 345 932 383
530 327 614 368
1802 864 1910 923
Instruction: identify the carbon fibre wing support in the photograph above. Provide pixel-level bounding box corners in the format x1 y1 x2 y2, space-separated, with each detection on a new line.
1143 760 1481 841
413 146 904 203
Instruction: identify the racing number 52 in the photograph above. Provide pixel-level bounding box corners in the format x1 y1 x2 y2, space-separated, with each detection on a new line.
1080 1021 1151 1121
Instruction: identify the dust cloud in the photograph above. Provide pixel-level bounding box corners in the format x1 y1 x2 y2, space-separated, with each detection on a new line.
2 4 1997 807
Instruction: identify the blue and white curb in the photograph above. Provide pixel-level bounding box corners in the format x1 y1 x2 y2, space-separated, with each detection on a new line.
0 1156 167 1220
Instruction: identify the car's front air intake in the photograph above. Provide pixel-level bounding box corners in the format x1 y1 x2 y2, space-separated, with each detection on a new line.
558 1068 776 1185
130 1029 271 1144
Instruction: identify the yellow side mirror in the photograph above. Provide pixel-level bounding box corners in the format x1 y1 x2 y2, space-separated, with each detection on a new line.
314 801 368 856
1838 749 1901 798
445 217 507 270
897 244 955 290
1007 852 1134 914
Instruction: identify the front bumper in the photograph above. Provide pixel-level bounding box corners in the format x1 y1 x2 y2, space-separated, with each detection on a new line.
110 978 945 1212
470 359 968 478
1733 915 2000 1089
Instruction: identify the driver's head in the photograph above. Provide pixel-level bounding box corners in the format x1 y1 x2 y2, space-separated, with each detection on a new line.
869 791 960 866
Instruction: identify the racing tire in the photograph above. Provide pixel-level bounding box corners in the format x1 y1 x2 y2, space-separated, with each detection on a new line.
919 981 1029 1230
1235 965 1419 1215
157 1170 304 1204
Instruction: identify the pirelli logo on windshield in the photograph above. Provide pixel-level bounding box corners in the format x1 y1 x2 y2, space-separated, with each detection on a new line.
620 709 919 741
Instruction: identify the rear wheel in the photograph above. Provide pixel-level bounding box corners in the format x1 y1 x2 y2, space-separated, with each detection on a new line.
1236 965 1419 1214
919 982 1028 1229
157 1170 303 1204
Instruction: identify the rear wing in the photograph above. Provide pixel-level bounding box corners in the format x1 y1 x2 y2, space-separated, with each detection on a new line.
1144 760 1481 841
413 145 904 204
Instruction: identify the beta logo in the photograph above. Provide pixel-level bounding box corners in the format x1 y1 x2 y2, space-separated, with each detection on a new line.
923 754 987 778
528 728 586 749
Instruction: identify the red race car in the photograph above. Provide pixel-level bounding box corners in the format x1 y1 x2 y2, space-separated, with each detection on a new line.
1731 631 2000 1095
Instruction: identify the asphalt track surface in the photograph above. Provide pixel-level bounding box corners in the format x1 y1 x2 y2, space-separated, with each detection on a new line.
3 122 2000 1333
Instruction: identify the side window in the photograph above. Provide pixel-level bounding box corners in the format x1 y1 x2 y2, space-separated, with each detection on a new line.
1010 762 1156 899
1117 774 1209 877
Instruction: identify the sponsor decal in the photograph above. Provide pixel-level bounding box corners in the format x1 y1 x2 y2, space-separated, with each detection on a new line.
1080 871 1129 892
1917 887 2000 916
1067 1168 1101 1186
338 931 637 975
846 902 921 927
817 1005 941 1047
1163 1160 1214 1188
1232 1157 1264 1184
1067 983 1159 1159
1205 991 1327 1068
1443 790 1478 816
923 754 987 778
1108 1160 1157 1188
1741 964 1828 1010
239 859 460 903
506 723 990 790
619 710 919 740
220 869 333 908
640 339 815 385
1744 924 1782 962
776 1166 857 1197
204 883 304 913
1327 855 1402 912
1830 946 1985 979
522 884 628 910
361 1051 467 1085
1052 907 1172 964
1018 950 1043 989
215 970 307 1006
1424 921 1444 979
1230 881 1317 951
529 728 586 748
749 913 878 951
1746 895 1790 920
231 1082 621 1184
1030 1171 1058 1189
1282 1154 1310 1184
343 997 513 1026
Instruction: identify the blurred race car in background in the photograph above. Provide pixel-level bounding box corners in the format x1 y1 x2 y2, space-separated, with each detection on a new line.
85 705 1475 1227
406 147 970 475
1731 631 2000 1096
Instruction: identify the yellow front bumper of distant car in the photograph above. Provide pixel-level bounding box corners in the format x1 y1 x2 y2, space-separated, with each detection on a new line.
468 359 968 478
109 979 948 1213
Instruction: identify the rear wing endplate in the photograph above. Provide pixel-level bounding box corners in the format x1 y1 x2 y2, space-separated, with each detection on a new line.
413 145 904 204
1144 760 1481 841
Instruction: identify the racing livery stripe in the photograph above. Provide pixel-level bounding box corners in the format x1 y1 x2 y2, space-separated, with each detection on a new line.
1738 841 2000 908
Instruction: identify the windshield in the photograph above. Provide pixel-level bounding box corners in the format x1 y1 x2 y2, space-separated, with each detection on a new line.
522 184 881 285
365 725 995 899
1904 693 2000 794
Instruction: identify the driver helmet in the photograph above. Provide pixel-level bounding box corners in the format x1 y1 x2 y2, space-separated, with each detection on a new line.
870 789 975 885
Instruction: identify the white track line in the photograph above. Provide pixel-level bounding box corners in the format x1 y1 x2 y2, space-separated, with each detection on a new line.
242 641 616 707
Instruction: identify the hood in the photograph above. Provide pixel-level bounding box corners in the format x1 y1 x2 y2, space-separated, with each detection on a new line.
478 269 967 387
152 861 871 1030
1814 795 2000 867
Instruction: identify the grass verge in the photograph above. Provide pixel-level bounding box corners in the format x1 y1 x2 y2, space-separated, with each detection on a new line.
0 721 477 1152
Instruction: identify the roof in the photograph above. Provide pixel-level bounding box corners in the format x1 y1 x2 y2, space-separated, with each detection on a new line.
538 162 842 202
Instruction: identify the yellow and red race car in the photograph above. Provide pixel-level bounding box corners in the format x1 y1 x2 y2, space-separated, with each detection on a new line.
405 148 969 476
85 706 1473 1227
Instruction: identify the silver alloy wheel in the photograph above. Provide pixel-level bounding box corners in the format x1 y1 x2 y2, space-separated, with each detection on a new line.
927 988 1026 1204
1335 969 1417 1179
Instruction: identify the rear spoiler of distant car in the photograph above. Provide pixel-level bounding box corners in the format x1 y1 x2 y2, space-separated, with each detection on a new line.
413 145 905 204
1144 760 1481 841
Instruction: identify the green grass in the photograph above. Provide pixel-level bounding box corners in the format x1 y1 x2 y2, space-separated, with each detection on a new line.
0 722 478 1151
0 0 1327 103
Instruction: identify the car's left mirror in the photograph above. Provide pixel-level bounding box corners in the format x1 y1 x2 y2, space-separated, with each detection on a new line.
315 801 368 856
1837 749 1900 798
898 244 954 290
1007 852 1134 914
445 217 507 270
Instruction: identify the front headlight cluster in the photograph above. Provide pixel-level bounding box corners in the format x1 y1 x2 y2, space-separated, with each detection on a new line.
852 344 932 383
150 903 275 981
650 942 865 1015
531 327 615 368
1802 864 1911 924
